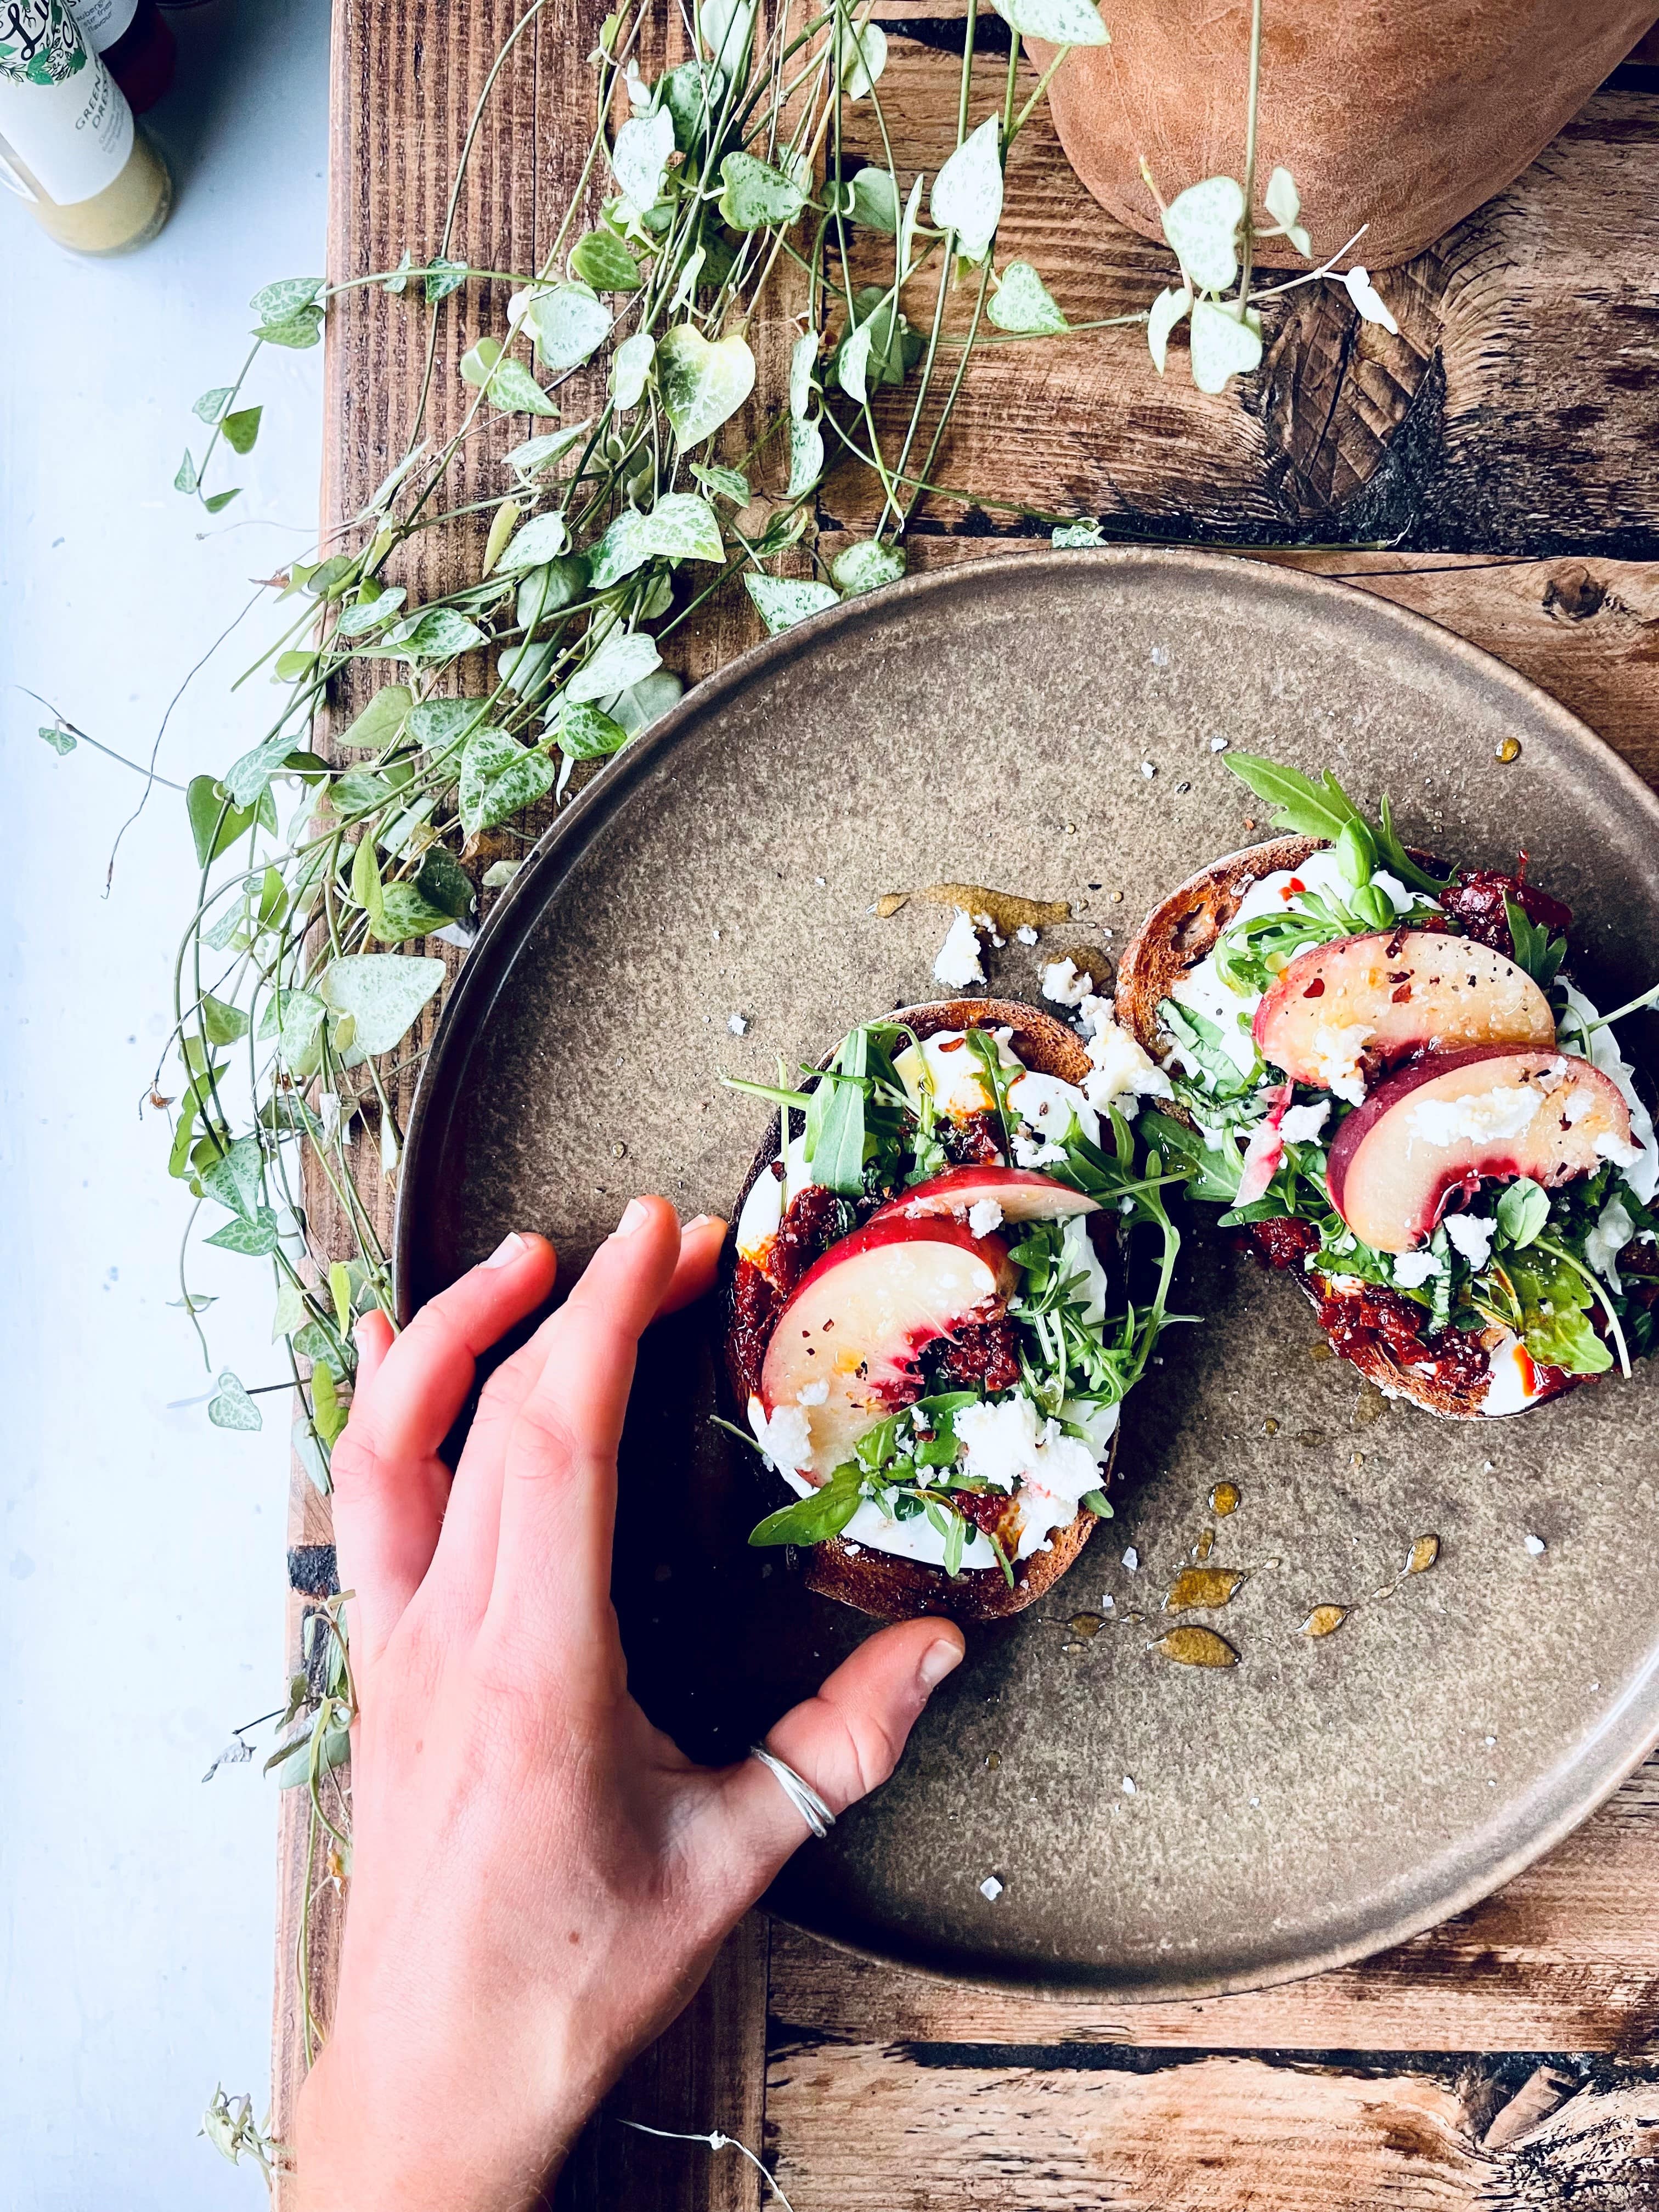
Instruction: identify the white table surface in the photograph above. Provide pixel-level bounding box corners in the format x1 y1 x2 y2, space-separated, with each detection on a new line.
2 3 332 2200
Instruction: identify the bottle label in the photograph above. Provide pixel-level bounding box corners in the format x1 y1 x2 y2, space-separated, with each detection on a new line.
68 0 141 50
0 1 133 204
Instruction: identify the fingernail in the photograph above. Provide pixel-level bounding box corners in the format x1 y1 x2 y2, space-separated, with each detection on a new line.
683 1214 716 1232
482 1232 527 1268
617 1197 652 1236
918 1637 963 1691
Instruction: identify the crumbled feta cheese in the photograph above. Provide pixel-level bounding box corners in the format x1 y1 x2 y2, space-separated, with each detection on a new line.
1151 644 1170 667
1122 1545 1139 1571
1305 1024 1374 1107
1209 735 1229 752
1015 923 1040 946
933 907 986 990
954 1392 1102 1506
967 1198 1005 1238
795 1379 830 1407
1409 1084 1544 1148
727 1012 748 1036
979 1875 1004 1901
1277 1099 1331 1146
1140 760 1156 780
1041 956 1095 1007
1585 1192 1635 1290
1443 1212 1496 1271
748 1395 811 1479
1013 1131 1064 1170
1121 1774 1137 1795
1524 1533 1546 1556
1392 1249 1443 1290
1076 998 1173 1110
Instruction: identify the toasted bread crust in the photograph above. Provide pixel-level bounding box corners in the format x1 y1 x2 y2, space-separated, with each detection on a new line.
723 995 1107 1623
1114 838 1573 1424
1114 834 1321 1067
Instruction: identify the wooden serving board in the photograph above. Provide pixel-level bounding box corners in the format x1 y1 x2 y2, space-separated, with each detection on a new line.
275 2 1659 2202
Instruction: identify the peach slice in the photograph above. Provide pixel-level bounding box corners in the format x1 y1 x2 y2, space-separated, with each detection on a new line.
1253 930 1555 1091
869 1164 1100 1228
1325 1045 1635 1254
758 1215 1017 1479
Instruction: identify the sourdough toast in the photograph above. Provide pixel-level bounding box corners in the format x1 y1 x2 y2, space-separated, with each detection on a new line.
724 996 1117 1622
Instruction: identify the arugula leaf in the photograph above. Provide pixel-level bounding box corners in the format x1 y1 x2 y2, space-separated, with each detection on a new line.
805 1027 872 1196
1504 898 1566 989
748 1462 863 1546
1503 1247 1613 1376
1224 752 1447 896
1158 998 1259 1096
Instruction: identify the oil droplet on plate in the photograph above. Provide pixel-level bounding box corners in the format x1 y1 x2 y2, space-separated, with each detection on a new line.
1406 1533 1440 1575
985 1751 1001 1769
1164 1565 1245 1612
1262 1417 1280 1436
1301 1604 1349 1639
1152 1626 1240 1669
1352 1382 1389 1425
1308 1341 1334 1362
1210 1481 1240 1517
1193 1527 1215 1562
1069 1612 1104 1639
1495 736 1522 764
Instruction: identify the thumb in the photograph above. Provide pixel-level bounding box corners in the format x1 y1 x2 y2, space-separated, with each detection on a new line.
697 1618 965 1902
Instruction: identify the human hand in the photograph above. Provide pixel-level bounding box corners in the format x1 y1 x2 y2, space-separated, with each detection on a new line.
292 1198 964 2212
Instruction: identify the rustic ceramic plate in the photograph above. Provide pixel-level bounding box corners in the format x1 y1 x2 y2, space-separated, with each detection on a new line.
395 548 1659 1999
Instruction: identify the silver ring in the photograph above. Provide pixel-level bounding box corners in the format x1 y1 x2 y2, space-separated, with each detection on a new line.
748 1744 835 1839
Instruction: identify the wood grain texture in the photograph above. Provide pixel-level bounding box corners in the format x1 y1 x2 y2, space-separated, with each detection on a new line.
764 2042 1659 2211
768 1757 1659 2053
292 3 1659 2204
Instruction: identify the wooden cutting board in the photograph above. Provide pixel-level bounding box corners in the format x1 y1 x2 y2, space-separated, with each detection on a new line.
274 3 1659 2203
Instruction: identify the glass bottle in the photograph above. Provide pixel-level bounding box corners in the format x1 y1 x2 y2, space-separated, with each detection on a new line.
0 0 172 254
68 0 176 114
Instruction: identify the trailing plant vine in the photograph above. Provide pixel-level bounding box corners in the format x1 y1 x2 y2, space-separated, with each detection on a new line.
38 0 1401 2156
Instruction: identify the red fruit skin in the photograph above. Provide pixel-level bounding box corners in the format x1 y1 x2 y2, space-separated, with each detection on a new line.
869 1164 1099 1224
1324 1043 1632 1246
1441 868 1572 957
777 1209 1017 1314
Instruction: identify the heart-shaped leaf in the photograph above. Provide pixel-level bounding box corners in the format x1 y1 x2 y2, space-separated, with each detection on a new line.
692 462 749 504
1146 284 1192 374
556 701 632 760
317 954 445 1061
719 151 806 230
789 330 819 420
830 540 906 596
338 685 414 751
930 114 1002 264
744 574 840 635
787 415 824 496
208 1371 263 1433
660 59 726 150
569 225 641 292
1263 165 1300 232
697 0 755 73
526 284 611 373
1187 297 1262 393
1163 175 1244 294
610 107 676 211
848 167 898 232
565 628 663 703
838 18 887 95
589 492 725 589
493 509 569 572
837 318 875 405
200 1135 264 1220
990 0 1108 39
382 607 488 662
458 731 556 836
504 421 590 475
656 324 756 449
987 261 1067 335
612 331 655 411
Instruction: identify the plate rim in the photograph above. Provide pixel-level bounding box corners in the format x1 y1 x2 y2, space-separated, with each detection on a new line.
393 544 1659 2000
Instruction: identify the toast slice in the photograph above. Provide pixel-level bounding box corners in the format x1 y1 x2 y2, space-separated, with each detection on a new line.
723 996 1116 1622
1114 838 1578 1421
